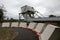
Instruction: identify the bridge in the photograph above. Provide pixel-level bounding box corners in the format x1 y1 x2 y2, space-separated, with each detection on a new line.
0 5 60 40
20 17 60 23
19 5 60 23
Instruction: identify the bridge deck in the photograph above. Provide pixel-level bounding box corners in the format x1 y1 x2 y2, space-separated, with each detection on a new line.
20 17 60 23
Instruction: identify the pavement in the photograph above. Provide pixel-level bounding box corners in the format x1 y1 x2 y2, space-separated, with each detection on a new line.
12 27 39 40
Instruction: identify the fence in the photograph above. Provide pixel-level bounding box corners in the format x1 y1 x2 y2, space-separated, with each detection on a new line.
0 22 60 40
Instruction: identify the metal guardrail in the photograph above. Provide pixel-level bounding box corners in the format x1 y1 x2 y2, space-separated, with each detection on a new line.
19 17 60 23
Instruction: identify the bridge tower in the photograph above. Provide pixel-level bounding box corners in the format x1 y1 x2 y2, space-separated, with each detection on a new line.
19 5 35 19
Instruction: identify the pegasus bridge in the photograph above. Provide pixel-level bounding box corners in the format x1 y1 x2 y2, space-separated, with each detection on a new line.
0 5 60 40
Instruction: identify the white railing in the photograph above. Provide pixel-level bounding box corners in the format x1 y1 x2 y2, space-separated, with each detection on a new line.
1 22 60 40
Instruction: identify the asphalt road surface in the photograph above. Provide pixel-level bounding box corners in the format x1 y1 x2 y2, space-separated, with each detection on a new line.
13 27 39 40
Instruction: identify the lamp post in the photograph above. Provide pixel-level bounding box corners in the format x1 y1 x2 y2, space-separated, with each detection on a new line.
19 13 22 20
18 13 21 27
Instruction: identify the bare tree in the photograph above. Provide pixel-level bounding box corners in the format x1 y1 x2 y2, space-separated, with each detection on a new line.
0 4 6 27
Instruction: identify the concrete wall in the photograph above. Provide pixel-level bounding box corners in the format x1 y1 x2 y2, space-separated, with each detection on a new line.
1 22 60 40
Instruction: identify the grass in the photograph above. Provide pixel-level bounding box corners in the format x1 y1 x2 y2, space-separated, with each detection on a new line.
0 28 19 40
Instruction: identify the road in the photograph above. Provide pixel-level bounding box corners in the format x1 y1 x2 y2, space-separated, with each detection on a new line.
13 27 39 40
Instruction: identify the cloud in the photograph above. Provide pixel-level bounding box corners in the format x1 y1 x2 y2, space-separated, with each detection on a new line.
35 0 60 16
16 0 60 17
0 0 60 18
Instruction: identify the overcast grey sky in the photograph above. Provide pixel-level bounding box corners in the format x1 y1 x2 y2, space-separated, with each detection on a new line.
0 0 60 19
